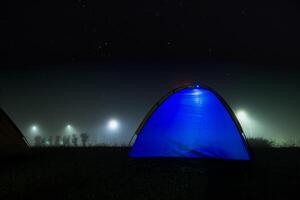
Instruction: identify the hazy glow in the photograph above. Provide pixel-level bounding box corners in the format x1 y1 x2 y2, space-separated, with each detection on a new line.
236 110 255 138
31 125 38 132
236 110 247 121
65 124 75 135
107 119 119 131
29 125 40 138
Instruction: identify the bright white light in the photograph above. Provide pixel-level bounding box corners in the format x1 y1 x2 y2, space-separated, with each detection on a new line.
236 110 255 137
107 119 119 131
65 124 74 135
31 125 38 132
30 125 39 135
192 89 202 95
236 110 247 121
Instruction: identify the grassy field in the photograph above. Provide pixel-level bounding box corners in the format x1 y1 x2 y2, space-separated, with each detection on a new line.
1 147 299 200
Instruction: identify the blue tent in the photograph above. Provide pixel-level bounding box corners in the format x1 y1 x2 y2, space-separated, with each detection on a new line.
129 84 251 160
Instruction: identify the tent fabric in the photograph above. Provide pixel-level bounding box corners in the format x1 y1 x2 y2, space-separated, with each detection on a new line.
130 85 251 160
0 108 28 156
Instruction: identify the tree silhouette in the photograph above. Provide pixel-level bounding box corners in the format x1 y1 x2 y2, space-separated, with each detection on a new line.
72 134 78 146
48 136 53 146
63 136 70 146
41 137 47 146
247 137 274 148
54 135 61 146
80 133 89 147
34 135 42 146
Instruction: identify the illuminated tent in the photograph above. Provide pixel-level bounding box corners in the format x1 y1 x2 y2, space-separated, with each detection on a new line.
130 84 251 160
0 107 28 156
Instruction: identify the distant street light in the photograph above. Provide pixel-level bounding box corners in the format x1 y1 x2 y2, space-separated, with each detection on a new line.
65 124 74 135
236 110 253 137
236 110 247 122
31 125 39 135
107 119 119 132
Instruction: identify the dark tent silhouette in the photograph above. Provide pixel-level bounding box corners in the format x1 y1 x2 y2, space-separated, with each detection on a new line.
130 84 251 160
0 107 28 156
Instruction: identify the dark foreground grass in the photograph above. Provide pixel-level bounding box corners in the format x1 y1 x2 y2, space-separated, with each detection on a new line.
1 147 300 200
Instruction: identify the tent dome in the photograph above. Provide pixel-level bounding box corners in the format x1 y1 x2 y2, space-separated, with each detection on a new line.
129 84 251 160
0 107 28 156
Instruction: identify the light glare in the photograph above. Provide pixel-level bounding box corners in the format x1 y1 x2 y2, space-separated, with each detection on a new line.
31 125 38 132
236 110 247 121
30 125 39 136
107 119 119 131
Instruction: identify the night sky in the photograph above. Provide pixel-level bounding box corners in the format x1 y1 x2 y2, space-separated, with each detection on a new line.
2 1 300 145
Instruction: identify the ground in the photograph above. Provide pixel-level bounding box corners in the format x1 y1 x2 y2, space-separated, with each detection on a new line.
1 147 300 200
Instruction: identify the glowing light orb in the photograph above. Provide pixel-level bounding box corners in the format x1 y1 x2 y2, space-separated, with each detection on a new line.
65 124 75 135
31 125 38 132
30 125 39 135
107 119 119 131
